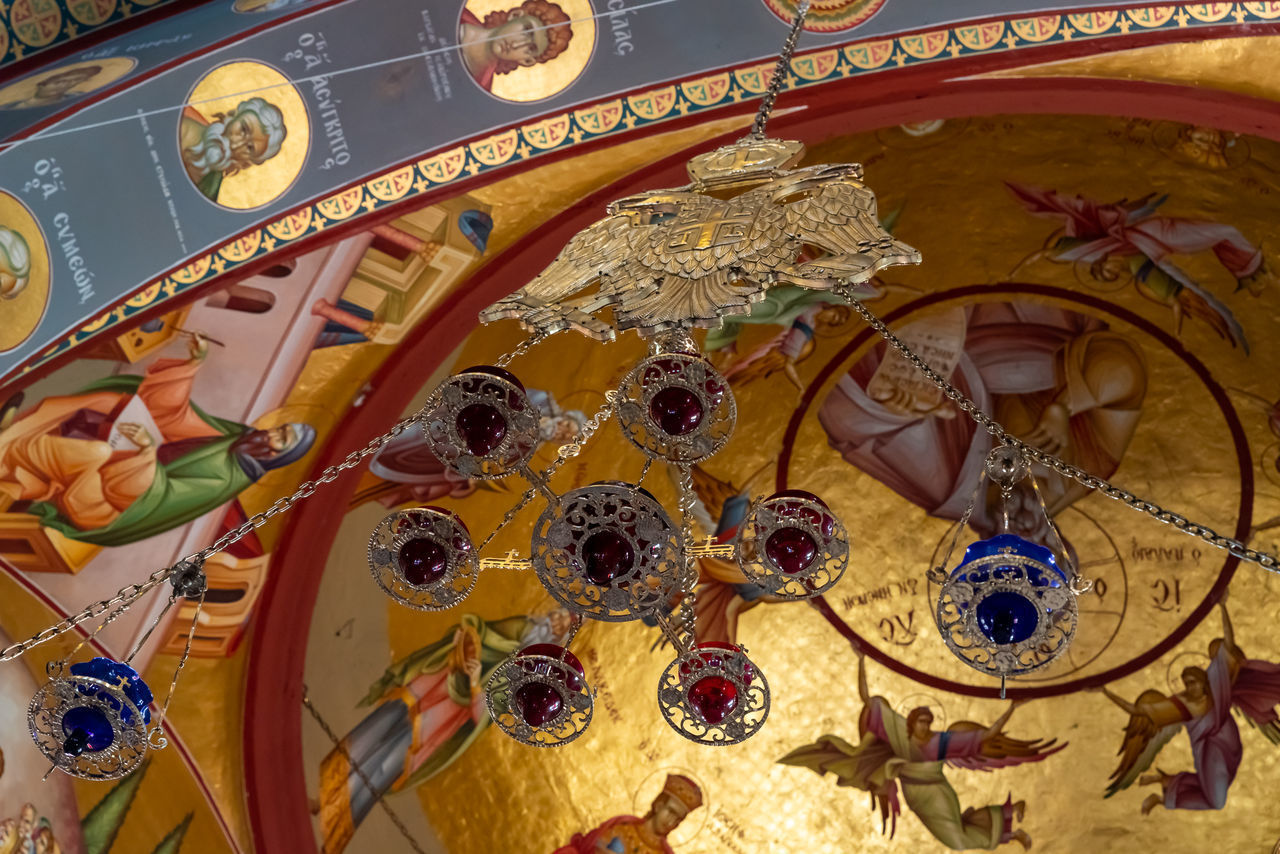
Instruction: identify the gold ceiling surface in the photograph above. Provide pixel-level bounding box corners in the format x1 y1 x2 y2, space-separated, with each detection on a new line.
302 112 1280 853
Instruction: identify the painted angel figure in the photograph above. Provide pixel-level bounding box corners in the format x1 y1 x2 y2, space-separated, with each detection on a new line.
1096 596 1280 815
1006 182 1274 352
779 649 1064 850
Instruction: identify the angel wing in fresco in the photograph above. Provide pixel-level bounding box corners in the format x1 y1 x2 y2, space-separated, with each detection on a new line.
1005 181 1274 353
1096 600 1280 814
1103 690 1183 798
780 651 1061 850
479 152 920 340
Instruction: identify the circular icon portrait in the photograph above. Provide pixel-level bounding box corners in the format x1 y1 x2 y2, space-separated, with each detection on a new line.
0 193 51 353
232 0 313 12
178 61 310 210
761 0 887 32
0 57 137 111
458 0 596 103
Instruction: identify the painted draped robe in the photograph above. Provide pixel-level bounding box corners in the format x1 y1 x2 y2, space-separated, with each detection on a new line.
0 357 266 546
818 302 1146 537
317 614 537 854
1157 641 1280 810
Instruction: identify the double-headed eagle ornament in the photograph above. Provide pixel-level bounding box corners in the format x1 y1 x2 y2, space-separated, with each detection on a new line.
479 136 922 340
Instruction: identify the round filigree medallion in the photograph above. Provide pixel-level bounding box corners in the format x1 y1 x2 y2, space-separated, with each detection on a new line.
738 490 849 599
615 353 736 464
368 507 479 611
936 535 1078 677
658 642 769 745
530 482 684 622
486 645 593 747
420 366 540 479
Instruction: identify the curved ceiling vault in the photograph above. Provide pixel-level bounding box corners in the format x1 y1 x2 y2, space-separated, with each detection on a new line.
1 3 1279 854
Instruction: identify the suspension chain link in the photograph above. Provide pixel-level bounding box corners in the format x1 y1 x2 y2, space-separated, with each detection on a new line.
841 291 1280 574
750 0 810 138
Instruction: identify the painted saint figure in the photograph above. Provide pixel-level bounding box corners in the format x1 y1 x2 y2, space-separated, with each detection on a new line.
316 610 573 853
179 97 287 202
552 773 703 854
0 65 102 110
819 302 1147 544
1007 182 1274 351
458 0 573 93
780 649 1063 850
0 227 31 300
0 333 315 547
1096 596 1280 814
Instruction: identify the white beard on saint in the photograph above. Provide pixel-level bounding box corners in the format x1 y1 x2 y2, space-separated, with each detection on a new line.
185 120 234 178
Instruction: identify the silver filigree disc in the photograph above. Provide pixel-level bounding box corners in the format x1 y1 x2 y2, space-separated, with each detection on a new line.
737 493 849 600
530 482 684 622
420 368 540 480
615 353 736 465
368 507 479 611
485 650 594 747
657 643 770 746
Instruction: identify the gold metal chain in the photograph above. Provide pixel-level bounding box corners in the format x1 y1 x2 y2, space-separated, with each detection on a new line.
841 291 1280 573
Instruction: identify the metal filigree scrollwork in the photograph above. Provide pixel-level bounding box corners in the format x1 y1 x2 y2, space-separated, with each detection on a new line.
737 490 848 599
28 661 152 780
936 535 1078 677
368 507 479 611
531 482 683 622
657 642 769 746
420 366 540 479
615 353 736 464
478 136 921 342
486 645 593 748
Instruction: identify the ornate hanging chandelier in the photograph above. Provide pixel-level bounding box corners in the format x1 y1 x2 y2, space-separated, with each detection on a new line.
5 0 1280 782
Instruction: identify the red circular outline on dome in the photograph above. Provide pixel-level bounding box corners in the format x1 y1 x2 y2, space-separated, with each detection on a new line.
778 283 1251 700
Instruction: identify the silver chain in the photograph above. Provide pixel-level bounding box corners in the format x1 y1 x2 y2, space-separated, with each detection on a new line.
840 291 1280 573
0 331 564 665
750 0 810 138
0 409 423 664
477 392 618 554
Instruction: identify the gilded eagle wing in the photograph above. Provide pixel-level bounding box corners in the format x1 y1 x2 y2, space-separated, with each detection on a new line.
611 193 793 331
478 213 639 340
780 165 921 289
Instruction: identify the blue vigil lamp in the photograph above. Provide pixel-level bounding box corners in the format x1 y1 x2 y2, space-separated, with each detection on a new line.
28 558 209 780
931 446 1092 696
28 656 154 781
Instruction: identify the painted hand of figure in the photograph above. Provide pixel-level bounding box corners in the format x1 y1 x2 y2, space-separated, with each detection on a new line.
1025 402 1070 454
187 331 209 360
117 422 153 448
871 386 955 419
464 657 482 684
